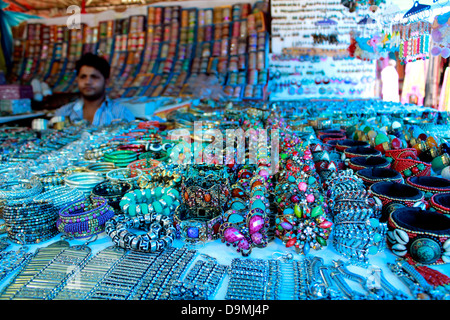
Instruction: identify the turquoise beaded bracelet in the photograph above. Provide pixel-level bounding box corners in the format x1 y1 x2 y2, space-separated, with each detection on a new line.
119 186 181 217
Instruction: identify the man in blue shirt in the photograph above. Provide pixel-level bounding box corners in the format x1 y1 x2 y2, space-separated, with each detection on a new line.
55 53 135 126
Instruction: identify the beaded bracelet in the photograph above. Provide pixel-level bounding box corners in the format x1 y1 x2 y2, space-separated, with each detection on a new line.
138 150 169 162
117 144 146 155
0 179 44 201
348 156 391 172
84 145 116 161
385 148 432 178
127 159 161 174
369 181 425 222
405 176 450 200
2 199 59 244
355 168 403 187
430 193 450 216
57 197 115 238
105 213 175 252
33 185 86 211
119 186 180 217
31 171 66 191
387 207 450 265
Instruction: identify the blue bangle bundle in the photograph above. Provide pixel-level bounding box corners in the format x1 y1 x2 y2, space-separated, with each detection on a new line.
57 197 115 238
34 185 86 211
2 198 59 244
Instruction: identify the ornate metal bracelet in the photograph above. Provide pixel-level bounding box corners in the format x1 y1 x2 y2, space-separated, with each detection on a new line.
174 205 223 244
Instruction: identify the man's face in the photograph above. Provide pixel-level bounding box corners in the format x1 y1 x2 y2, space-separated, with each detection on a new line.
77 65 108 101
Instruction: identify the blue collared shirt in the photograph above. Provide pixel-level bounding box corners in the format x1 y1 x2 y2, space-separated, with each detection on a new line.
55 97 135 126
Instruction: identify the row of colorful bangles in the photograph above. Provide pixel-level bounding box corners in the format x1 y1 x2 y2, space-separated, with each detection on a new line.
0 99 449 300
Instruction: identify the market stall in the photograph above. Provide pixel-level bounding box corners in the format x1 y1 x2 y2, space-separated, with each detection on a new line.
0 0 448 306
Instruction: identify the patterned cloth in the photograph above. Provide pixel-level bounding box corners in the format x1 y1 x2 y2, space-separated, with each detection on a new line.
55 97 135 126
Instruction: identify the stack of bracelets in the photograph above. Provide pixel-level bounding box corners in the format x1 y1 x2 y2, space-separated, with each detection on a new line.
3 198 59 244
119 186 180 217
56 197 115 238
91 180 132 214
31 171 66 191
64 172 105 195
86 162 117 176
0 179 44 202
105 168 143 188
103 150 138 168
33 185 86 211
84 143 119 161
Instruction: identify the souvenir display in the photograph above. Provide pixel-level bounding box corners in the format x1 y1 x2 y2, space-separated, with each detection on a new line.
1 0 450 305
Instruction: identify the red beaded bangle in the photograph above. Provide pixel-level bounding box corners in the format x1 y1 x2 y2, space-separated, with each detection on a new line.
406 176 450 199
370 181 425 222
387 207 450 265
430 193 450 215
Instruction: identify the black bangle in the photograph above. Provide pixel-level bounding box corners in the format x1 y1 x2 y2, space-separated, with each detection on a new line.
335 139 369 152
370 181 425 222
349 156 391 172
356 167 403 187
344 146 382 160
405 176 450 200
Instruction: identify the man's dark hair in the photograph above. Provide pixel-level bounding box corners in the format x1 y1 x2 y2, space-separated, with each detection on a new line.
75 53 110 80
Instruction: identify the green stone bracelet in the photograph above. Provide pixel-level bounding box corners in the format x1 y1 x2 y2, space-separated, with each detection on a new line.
119 186 181 217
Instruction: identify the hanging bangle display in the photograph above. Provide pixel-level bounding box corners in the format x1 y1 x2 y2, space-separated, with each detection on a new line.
387 207 450 265
370 181 425 222
105 213 176 252
356 168 403 187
